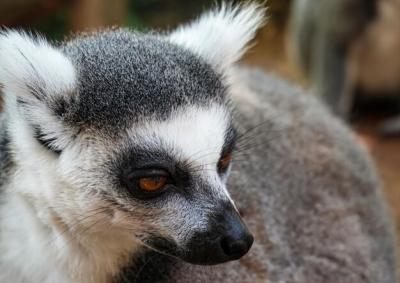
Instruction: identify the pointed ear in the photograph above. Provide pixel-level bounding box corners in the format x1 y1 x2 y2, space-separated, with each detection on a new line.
0 31 77 152
168 3 266 73
0 30 76 105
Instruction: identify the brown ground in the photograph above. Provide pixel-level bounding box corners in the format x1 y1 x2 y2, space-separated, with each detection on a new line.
242 23 400 241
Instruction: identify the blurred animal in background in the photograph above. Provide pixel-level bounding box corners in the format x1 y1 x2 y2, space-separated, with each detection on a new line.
0 3 396 283
290 0 400 134
289 0 376 118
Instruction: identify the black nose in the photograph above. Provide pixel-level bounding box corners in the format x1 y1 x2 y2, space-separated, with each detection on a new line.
217 204 254 260
220 233 254 259
181 203 254 265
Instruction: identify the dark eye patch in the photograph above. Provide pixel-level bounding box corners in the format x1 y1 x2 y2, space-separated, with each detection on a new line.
121 167 174 200
217 151 232 174
113 146 192 201
33 126 62 155
217 125 236 174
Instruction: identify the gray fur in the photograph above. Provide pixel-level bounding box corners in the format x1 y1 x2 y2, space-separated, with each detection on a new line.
60 30 225 132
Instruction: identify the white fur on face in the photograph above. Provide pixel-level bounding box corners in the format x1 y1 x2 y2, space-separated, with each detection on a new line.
129 104 234 200
169 3 265 74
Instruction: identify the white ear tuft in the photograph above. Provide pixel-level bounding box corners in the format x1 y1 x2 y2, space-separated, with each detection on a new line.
169 3 266 73
0 31 77 153
0 30 76 102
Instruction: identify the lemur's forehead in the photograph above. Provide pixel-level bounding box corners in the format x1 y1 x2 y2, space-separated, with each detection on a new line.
61 30 226 132
131 105 232 164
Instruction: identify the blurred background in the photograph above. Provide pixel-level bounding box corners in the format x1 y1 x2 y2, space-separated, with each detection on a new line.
1 0 399 248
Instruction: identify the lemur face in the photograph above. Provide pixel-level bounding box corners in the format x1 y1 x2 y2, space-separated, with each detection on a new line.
57 32 252 264
0 4 263 265
59 102 250 265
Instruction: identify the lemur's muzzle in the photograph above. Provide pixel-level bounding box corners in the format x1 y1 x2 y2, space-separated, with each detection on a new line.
183 203 254 265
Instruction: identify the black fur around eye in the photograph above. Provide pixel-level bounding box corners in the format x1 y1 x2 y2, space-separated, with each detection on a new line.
218 126 236 175
121 168 174 200
218 151 232 174
33 127 62 155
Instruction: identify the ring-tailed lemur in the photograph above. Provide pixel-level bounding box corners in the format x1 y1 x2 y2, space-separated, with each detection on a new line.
0 3 396 283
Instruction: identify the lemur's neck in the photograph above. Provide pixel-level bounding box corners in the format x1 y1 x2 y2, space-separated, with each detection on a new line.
0 156 142 283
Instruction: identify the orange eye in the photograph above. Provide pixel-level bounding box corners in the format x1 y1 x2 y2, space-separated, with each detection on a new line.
138 176 168 192
218 152 232 172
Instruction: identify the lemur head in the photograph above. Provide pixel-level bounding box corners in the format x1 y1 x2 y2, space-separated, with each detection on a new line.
0 4 264 265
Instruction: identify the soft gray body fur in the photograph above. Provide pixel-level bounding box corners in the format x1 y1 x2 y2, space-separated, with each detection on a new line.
113 68 397 283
